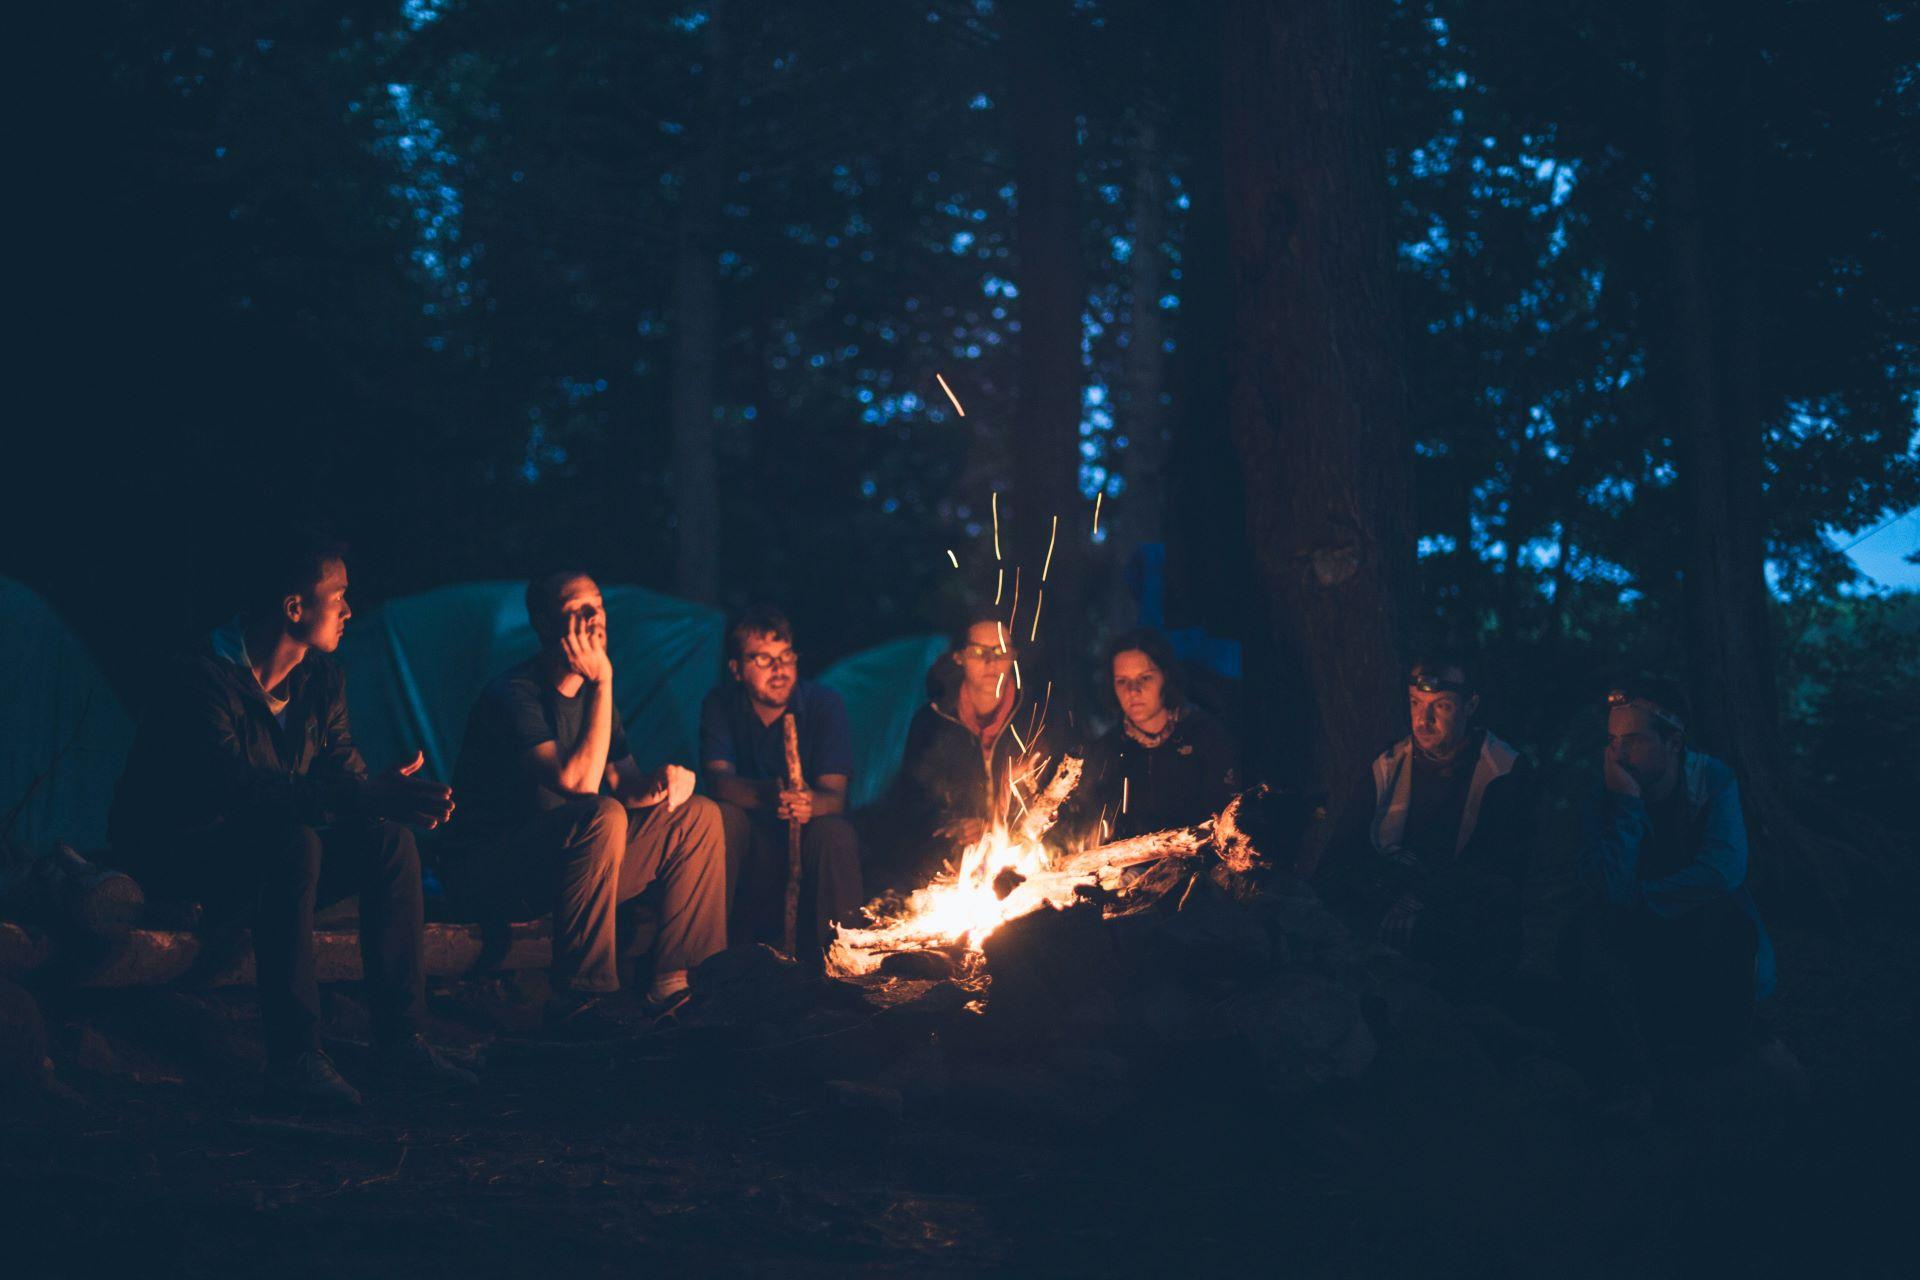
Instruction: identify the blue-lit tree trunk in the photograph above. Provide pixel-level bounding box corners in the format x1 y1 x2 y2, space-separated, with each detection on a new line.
1007 0 1091 696
670 0 730 605
1222 0 1413 803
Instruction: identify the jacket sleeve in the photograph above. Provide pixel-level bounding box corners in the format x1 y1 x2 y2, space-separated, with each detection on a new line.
176 663 369 827
1579 788 1648 907
889 708 949 834
1195 716 1242 819
1476 763 1536 888
314 665 370 783
1639 771 1749 918
1316 768 1403 917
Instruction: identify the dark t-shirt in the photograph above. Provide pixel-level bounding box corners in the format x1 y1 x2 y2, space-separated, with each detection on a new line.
1402 731 1480 864
449 659 630 836
698 679 854 787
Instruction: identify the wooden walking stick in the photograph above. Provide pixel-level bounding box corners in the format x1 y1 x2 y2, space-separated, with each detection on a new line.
781 712 804 958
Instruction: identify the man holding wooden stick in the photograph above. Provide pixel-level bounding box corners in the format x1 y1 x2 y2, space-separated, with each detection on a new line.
701 606 861 968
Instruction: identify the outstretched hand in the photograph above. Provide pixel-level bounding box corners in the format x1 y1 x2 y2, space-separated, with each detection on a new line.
369 750 456 828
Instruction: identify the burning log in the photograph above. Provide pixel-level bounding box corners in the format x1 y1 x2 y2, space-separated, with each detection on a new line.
1055 790 1267 887
1016 755 1082 846
826 777 1272 978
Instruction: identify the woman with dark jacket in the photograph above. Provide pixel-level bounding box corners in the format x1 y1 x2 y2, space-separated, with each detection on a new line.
1066 629 1240 846
875 609 1054 879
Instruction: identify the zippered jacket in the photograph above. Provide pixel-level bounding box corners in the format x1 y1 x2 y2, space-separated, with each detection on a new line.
109 624 372 852
1580 750 1777 999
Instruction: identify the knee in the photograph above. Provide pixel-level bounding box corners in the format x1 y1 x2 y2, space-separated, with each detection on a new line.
680 795 724 850
268 824 326 881
567 796 628 860
371 821 421 873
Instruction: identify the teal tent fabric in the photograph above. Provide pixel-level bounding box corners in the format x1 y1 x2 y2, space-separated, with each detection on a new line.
335 582 725 780
817 635 947 809
0 578 134 855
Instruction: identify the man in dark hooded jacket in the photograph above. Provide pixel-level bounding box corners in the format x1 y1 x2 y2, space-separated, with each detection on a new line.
111 533 473 1107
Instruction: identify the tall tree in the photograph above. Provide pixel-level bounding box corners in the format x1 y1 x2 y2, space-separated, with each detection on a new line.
669 0 731 603
1006 0 1091 691
1222 0 1415 800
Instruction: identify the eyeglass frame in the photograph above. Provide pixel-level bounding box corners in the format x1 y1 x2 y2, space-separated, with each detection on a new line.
956 642 1017 663
739 650 800 672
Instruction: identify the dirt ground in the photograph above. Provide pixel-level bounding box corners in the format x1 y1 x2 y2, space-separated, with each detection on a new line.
3 909 1915 1278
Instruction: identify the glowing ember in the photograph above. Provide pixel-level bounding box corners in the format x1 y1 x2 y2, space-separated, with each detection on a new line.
935 371 966 417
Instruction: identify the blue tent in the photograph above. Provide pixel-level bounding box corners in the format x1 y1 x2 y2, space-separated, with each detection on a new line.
0 578 135 854
336 581 942 808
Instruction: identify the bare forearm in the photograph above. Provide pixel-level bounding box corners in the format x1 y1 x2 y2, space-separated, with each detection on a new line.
558 682 615 794
708 770 773 810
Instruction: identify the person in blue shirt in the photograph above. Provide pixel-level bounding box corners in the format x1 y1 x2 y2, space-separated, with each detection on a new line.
1574 676 1776 1104
700 606 861 966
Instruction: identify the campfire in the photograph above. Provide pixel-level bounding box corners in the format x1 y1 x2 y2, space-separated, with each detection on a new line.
826 754 1262 978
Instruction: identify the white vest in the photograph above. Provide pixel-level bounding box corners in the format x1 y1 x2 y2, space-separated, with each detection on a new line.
1369 732 1519 857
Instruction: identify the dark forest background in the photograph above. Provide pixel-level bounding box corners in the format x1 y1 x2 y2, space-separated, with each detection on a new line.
7 0 1917 902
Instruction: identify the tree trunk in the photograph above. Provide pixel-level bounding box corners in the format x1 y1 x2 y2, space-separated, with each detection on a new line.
1108 112 1170 630
1658 0 1844 902
1220 0 1413 801
1006 2 1090 698
669 0 730 604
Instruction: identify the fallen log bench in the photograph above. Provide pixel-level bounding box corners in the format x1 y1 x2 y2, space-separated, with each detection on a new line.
0 916 553 988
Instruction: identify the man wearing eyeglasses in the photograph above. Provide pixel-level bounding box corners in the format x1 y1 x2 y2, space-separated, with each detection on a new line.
1575 676 1775 1108
700 605 860 965
1318 652 1534 997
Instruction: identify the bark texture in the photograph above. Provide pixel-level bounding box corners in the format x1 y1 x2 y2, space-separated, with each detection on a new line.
1221 0 1413 799
669 0 730 604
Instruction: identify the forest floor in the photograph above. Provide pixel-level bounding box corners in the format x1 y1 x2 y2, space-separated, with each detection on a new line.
2 907 1914 1279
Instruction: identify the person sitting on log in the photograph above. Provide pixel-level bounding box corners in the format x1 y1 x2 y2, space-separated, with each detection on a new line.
875 607 1050 882
439 571 726 1030
1569 676 1776 1114
699 605 861 967
108 530 474 1107
1063 628 1239 848
1318 652 1535 998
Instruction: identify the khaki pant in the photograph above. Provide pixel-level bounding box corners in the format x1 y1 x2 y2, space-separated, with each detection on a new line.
443 795 727 994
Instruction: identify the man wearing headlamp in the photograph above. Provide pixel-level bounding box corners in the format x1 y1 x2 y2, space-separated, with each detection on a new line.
1575 676 1775 1108
1319 653 1534 998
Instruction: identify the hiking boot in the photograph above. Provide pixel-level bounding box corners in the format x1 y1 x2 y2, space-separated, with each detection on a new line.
265 1050 363 1109
373 1034 479 1091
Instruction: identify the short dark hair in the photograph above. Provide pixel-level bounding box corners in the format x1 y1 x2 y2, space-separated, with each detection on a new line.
1106 628 1187 710
242 528 348 620
1611 673 1691 740
728 604 793 661
525 568 594 642
1409 648 1474 692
